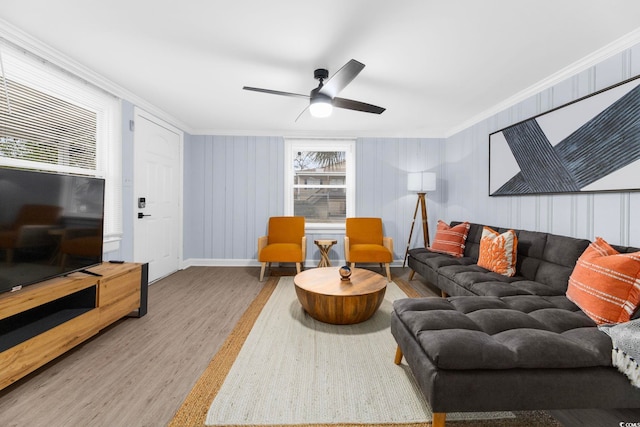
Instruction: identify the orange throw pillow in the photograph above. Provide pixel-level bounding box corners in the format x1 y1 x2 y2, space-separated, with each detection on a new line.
477 227 518 277
429 220 470 258
566 237 640 325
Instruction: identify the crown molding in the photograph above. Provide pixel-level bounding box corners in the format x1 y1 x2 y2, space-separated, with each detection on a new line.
0 18 194 134
445 27 640 138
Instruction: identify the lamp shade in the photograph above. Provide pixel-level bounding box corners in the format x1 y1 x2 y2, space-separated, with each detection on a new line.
407 172 436 192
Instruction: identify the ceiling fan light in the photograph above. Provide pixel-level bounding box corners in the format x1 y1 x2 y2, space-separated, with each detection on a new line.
309 97 333 118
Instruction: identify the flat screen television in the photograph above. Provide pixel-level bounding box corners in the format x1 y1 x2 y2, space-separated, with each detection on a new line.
0 167 105 294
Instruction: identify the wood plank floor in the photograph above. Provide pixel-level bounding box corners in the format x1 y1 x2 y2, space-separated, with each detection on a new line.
0 266 263 427
0 266 638 426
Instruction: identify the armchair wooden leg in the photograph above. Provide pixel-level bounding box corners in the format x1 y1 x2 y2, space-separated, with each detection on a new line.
408 269 415 281
432 412 446 427
385 263 392 282
350 262 355 269
295 262 302 274
260 263 266 281
394 346 403 364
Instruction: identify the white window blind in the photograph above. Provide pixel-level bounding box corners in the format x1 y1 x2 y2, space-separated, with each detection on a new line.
0 77 97 172
0 43 122 242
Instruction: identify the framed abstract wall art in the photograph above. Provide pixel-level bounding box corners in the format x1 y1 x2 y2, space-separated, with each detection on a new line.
489 75 640 196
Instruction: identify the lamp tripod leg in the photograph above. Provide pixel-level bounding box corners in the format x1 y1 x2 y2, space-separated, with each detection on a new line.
403 195 422 268
420 194 429 247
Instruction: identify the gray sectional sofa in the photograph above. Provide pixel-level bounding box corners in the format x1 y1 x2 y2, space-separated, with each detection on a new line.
392 221 640 427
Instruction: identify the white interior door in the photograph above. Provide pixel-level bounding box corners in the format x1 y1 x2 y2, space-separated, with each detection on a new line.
133 109 182 282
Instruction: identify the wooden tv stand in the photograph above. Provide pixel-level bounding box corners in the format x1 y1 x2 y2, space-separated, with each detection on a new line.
0 262 148 391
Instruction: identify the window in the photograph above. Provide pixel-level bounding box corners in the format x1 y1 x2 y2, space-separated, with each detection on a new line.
0 43 121 242
0 77 98 172
285 138 355 229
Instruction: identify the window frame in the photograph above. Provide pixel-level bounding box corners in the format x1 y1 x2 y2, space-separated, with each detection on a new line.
284 138 355 231
0 42 122 246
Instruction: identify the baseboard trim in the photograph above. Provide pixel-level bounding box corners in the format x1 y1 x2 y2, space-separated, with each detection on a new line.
181 258 405 269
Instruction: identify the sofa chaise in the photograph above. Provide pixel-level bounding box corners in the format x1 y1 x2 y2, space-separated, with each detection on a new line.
392 221 640 426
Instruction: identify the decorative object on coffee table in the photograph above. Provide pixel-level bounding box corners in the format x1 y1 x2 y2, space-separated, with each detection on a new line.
338 265 351 281
294 267 386 324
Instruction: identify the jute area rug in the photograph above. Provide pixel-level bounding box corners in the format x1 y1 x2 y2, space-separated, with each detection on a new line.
170 275 561 427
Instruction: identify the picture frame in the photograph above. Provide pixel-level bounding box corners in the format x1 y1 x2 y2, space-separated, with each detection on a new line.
489 74 640 196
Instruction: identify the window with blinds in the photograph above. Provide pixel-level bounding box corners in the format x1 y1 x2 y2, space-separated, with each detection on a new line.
0 43 122 242
0 77 97 172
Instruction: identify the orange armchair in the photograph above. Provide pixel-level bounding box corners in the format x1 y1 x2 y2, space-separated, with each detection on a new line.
344 217 393 281
257 216 306 281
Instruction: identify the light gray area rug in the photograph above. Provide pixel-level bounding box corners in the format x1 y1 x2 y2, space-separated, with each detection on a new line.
205 277 513 425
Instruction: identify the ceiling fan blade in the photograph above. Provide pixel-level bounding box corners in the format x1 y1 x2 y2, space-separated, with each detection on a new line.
294 105 310 122
333 97 385 114
243 86 310 99
319 59 365 98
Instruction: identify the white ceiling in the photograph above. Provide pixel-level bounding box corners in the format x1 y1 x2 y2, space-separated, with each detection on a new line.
1 0 640 138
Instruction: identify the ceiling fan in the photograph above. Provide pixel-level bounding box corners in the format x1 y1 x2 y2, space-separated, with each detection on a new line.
243 59 385 120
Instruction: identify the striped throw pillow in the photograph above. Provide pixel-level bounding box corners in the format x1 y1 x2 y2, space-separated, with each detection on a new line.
429 220 470 258
566 237 640 325
477 227 518 277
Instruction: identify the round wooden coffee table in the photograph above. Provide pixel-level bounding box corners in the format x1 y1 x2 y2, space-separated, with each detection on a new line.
294 267 387 325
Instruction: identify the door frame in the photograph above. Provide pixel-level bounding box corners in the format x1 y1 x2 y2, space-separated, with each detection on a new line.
132 107 184 275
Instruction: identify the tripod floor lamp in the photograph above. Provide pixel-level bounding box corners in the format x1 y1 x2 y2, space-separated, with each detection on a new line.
403 172 436 267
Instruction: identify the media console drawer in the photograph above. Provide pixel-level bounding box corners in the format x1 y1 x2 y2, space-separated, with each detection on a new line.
99 268 140 306
99 291 140 329
97 265 142 329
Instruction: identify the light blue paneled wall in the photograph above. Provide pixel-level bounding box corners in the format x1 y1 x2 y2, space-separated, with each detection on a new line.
184 135 285 263
183 136 445 266
354 137 445 262
119 101 135 261
442 43 640 247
